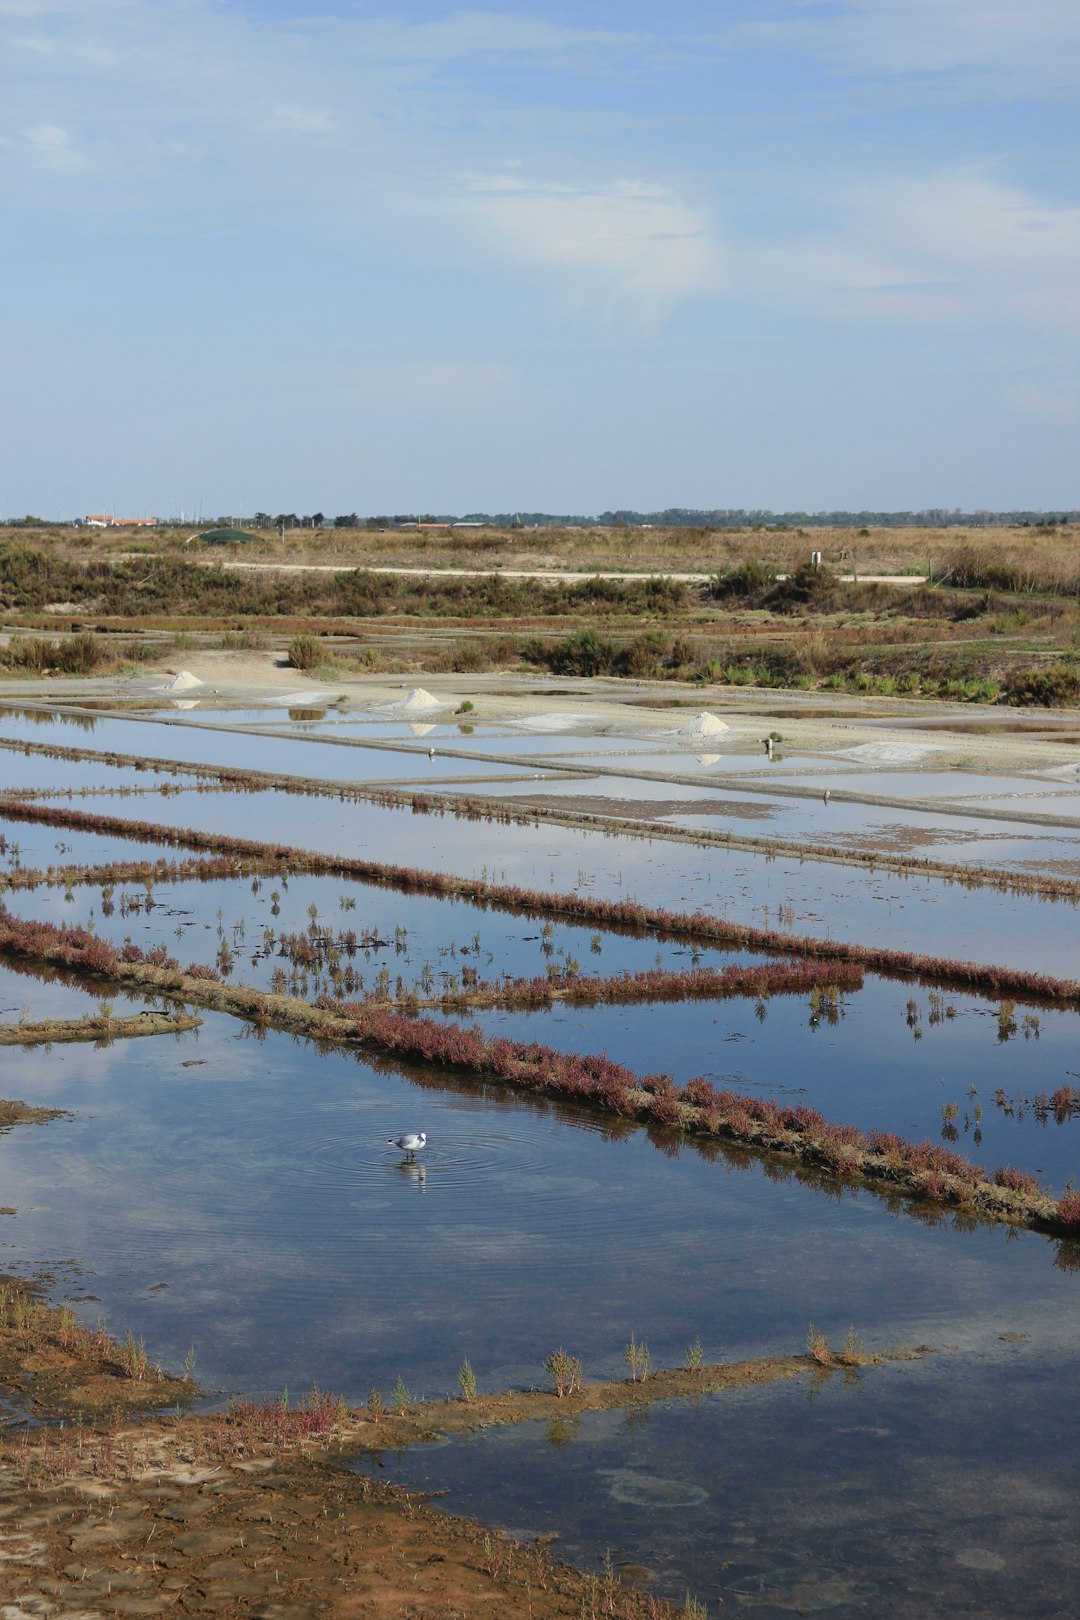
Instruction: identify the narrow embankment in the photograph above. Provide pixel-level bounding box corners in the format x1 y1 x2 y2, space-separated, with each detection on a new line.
2 904 1079 1244
2 798 1078 1006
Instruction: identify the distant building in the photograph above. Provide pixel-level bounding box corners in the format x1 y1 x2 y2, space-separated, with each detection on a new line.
84 515 157 528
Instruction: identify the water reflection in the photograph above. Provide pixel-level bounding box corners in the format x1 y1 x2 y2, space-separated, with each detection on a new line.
352 1349 1080 1617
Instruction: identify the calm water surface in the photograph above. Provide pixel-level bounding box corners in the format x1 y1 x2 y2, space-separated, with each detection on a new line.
11 784 1080 976
356 1347 1080 1617
4 705 1080 1611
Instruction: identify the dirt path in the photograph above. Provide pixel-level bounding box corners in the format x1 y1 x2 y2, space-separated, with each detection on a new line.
212 559 927 587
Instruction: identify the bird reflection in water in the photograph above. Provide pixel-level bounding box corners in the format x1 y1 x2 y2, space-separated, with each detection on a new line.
396 1160 426 1192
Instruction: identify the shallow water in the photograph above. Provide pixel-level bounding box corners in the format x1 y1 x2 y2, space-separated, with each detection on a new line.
0 714 574 785
0 960 150 1025
2 1015 1077 1411
5 710 1080 1605
0 821 180 874
8 786 1080 978
356 1346 1080 1617
449 980 1080 1191
7 857 1080 1185
1 869 764 993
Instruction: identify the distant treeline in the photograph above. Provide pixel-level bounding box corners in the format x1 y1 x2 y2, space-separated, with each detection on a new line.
230 507 1078 530
4 508 1077 531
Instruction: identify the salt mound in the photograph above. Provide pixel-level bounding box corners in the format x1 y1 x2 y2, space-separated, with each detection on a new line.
164 670 201 693
677 712 730 740
395 687 442 713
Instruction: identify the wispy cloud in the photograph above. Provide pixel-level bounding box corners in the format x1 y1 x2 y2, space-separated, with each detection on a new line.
751 0 1080 91
733 169 1080 334
426 172 722 328
1 1 1076 510
20 122 87 171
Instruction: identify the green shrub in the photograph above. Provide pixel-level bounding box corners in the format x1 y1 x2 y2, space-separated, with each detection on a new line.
1004 663 1080 707
287 633 325 671
709 558 774 599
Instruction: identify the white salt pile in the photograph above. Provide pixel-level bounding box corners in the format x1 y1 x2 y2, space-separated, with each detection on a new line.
676 712 730 740
393 687 443 713
163 670 201 692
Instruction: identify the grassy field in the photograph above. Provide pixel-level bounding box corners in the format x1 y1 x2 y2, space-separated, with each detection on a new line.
2 522 1079 703
7 517 1079 578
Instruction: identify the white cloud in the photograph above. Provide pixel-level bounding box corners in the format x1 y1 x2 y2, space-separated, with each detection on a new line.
755 0 1080 90
0 0 1076 353
428 172 723 328
734 169 1080 335
23 122 86 171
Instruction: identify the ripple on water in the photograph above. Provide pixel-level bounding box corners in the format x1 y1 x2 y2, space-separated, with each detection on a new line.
724 1566 881 1611
600 1470 708 1510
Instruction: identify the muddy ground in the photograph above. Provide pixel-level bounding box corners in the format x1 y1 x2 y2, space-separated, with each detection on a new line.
0 1277 926 1620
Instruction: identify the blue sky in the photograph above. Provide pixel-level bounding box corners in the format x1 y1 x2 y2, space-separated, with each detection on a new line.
2 0 1077 518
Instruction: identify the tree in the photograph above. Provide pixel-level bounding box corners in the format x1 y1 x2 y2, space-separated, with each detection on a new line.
334 513 359 528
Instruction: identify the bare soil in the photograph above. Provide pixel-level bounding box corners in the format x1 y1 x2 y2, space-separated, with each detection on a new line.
9 650 1080 775
0 1279 928 1620
0 1010 201 1046
0 1098 67 1129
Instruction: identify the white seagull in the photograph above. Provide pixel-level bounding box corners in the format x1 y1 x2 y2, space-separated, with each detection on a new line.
388 1131 427 1160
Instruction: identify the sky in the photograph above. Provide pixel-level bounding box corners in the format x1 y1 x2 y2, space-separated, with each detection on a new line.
1 0 1078 518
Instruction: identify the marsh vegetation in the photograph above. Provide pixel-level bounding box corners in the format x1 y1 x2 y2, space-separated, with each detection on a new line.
1 575 1079 1612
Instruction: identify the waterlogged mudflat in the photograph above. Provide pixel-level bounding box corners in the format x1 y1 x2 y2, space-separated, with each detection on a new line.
1 1015 1076 1409
356 1346 1080 1618
440 774 1080 864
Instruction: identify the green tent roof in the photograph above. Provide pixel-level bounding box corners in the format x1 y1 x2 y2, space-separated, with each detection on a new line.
199 527 260 545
